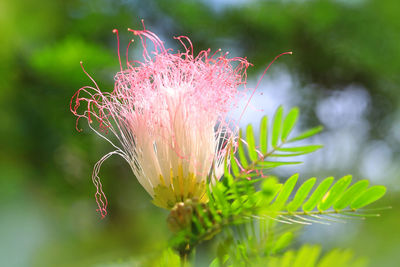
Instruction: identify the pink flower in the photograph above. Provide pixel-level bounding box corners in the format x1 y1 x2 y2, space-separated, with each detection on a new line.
71 27 251 217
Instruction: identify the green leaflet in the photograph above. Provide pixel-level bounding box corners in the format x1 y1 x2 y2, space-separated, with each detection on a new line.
281 107 299 141
293 245 321 267
260 115 268 154
351 186 387 209
230 149 240 176
246 124 258 161
333 180 369 210
223 148 232 179
318 175 352 211
261 177 282 204
280 250 295 267
288 125 324 142
302 177 334 212
272 145 323 158
238 130 248 168
277 145 323 153
256 161 302 169
212 182 230 216
271 106 283 148
208 202 222 223
145 249 180 267
272 232 294 253
271 174 298 210
287 178 317 212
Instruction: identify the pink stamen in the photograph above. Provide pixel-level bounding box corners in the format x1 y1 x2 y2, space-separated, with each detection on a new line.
79 61 100 91
238 51 292 122
112 29 123 72
126 39 134 68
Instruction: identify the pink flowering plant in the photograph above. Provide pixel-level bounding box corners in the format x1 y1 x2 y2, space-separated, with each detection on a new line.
71 26 387 266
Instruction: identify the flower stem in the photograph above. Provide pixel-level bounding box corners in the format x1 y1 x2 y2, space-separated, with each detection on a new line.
179 244 191 267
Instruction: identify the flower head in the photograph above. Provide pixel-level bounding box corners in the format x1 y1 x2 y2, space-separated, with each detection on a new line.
71 27 250 217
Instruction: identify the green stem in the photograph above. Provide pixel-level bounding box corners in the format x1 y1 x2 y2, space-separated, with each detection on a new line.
237 143 285 179
179 244 191 267
179 252 187 267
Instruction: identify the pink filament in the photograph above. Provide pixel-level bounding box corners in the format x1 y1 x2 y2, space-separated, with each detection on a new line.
238 52 292 122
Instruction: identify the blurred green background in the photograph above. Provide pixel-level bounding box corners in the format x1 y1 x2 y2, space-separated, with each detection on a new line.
0 0 399 266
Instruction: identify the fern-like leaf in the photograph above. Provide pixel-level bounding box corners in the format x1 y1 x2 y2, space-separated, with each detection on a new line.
263 175 387 223
231 107 323 179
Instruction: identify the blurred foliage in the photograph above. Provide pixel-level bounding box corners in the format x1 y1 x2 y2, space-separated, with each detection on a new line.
0 0 399 266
